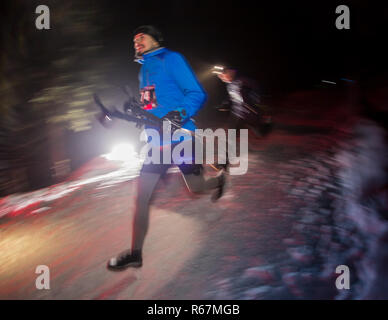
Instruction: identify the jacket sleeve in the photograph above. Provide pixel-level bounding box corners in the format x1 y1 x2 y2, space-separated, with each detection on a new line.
165 52 207 119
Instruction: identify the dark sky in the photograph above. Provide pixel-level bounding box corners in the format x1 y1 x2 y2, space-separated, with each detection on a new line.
98 0 386 92
2 0 386 100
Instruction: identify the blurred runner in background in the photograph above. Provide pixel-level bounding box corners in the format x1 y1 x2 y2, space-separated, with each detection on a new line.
214 66 273 137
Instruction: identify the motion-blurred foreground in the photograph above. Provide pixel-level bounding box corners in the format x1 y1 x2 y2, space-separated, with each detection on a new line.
1 87 387 299
1 0 387 300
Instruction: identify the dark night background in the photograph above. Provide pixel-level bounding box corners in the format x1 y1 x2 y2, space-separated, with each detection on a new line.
0 0 387 195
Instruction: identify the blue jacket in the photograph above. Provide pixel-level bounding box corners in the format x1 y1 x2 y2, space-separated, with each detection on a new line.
137 47 207 132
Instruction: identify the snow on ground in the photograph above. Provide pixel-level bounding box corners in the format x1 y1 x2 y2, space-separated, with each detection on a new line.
0 155 142 219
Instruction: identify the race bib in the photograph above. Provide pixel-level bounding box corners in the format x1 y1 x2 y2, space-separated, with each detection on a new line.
140 85 157 110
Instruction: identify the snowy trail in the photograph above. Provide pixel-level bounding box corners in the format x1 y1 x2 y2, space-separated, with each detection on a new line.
0 90 359 299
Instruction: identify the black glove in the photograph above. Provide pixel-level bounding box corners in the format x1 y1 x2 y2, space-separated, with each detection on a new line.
162 110 186 124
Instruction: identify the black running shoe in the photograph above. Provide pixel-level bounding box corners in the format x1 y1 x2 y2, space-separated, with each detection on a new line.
211 170 226 202
107 250 142 271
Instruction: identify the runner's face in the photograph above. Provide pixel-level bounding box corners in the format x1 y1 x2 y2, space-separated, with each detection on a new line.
133 33 158 55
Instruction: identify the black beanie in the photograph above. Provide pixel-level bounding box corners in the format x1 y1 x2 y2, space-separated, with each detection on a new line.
133 25 164 44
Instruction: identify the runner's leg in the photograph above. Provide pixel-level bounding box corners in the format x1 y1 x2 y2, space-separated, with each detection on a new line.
131 167 168 253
